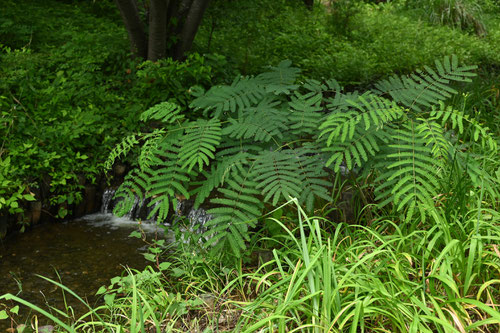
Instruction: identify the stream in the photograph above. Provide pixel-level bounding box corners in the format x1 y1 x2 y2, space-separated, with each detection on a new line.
0 213 165 330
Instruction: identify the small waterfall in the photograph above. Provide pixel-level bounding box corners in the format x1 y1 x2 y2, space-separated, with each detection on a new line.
187 208 212 231
124 196 141 220
100 189 213 234
101 188 116 214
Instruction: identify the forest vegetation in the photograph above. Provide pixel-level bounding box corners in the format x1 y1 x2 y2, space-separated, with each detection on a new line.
1 0 499 332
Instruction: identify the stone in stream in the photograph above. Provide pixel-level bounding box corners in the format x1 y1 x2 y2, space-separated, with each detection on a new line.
30 201 42 224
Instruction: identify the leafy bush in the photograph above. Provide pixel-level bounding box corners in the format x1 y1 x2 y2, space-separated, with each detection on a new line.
131 53 218 109
107 57 497 258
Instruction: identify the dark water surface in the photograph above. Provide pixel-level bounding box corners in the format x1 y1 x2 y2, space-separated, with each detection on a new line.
0 214 166 330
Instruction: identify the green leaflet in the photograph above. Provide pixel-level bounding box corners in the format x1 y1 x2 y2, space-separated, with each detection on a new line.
179 118 221 172
204 164 263 257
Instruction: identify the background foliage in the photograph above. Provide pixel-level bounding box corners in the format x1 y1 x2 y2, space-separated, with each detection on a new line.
1 0 499 330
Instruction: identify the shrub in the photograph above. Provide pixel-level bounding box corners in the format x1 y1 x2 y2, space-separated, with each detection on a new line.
107 57 497 258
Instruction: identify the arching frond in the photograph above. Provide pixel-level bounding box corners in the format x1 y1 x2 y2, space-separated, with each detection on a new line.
322 125 390 172
430 103 497 151
113 169 150 217
222 98 287 143
374 121 444 222
374 55 477 112
254 150 303 206
140 101 184 124
147 142 192 222
204 163 263 257
288 91 323 137
319 95 404 172
192 152 250 208
320 94 403 147
104 133 140 171
255 60 300 95
190 76 266 118
286 144 331 212
137 129 166 170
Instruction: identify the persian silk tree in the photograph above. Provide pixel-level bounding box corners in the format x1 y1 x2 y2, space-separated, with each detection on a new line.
106 56 497 257
114 0 210 60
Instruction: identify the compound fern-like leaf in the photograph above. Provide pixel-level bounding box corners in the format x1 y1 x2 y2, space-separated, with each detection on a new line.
374 55 477 112
222 98 287 143
254 60 300 95
374 121 443 221
179 118 221 172
254 150 303 206
204 163 263 257
140 101 185 124
288 91 323 137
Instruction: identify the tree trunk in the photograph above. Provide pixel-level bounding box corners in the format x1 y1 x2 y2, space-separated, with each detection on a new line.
173 0 210 60
304 0 313 10
148 0 169 61
114 0 148 59
165 0 191 54
115 0 208 61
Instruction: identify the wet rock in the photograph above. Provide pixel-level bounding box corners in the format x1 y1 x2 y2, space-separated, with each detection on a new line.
39 325 54 333
0 216 7 238
30 201 42 224
75 197 87 217
113 163 127 176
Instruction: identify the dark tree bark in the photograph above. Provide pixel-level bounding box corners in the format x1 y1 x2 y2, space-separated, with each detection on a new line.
114 0 209 61
173 0 210 60
114 0 147 59
304 0 313 10
148 0 169 61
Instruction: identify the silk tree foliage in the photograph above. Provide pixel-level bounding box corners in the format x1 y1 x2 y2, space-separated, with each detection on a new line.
106 57 497 257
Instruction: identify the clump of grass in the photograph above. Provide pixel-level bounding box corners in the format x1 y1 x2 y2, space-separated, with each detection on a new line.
408 0 487 36
228 198 500 332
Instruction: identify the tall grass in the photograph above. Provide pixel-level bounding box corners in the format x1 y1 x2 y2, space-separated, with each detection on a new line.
407 0 487 36
228 199 500 332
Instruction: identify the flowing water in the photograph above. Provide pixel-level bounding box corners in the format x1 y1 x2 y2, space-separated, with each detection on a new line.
0 213 165 330
0 189 213 330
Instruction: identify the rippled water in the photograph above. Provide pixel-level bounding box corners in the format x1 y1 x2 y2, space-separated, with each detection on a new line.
0 214 166 330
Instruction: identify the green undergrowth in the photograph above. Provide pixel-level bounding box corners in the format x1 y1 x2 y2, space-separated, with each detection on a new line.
2 0 500 227
195 0 500 84
1 197 499 332
0 0 225 224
